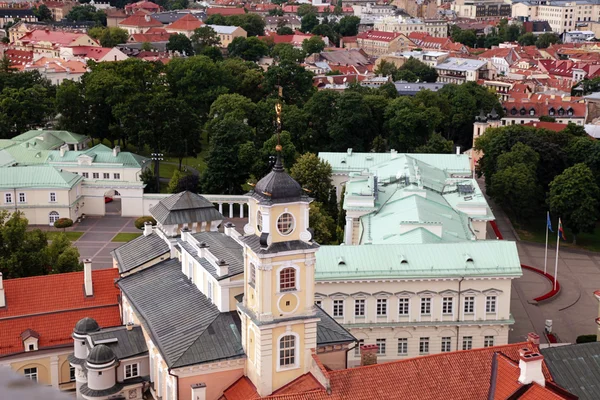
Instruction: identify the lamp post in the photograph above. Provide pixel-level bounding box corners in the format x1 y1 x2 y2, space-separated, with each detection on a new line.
151 153 163 192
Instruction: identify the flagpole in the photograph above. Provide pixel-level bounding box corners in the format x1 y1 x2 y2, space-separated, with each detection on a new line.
544 211 549 274
554 219 560 291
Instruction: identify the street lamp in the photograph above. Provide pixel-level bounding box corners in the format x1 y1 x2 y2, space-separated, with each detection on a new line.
151 153 163 192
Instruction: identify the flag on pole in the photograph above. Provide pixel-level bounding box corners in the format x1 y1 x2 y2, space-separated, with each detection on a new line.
547 212 553 232
558 218 566 241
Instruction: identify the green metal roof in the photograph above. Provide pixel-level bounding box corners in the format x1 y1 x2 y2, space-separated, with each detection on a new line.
0 166 83 189
319 151 471 175
47 144 149 168
11 130 87 144
315 241 522 280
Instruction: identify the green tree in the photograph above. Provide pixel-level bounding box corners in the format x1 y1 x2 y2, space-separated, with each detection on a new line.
491 163 540 222
168 169 199 193
517 32 537 46
329 91 375 152
297 4 317 17
191 26 221 53
414 133 454 153
384 96 442 152
141 42 154 51
309 201 336 244
140 168 158 193
290 153 334 206
0 85 55 139
302 35 325 55
227 36 269 61
548 163 600 243
450 26 477 47
536 32 560 49
399 57 438 82
337 16 360 36
167 33 194 55
311 23 337 45
55 80 87 134
271 43 306 63
226 13 266 36
301 13 319 33
33 5 53 22
46 233 81 274
374 60 398 78
88 26 128 47
277 26 294 35
264 60 314 105
65 5 107 25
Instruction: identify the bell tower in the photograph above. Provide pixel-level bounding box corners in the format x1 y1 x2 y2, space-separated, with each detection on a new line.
238 150 320 396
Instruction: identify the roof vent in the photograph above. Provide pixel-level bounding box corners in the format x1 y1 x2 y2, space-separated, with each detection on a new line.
465 254 474 263
399 255 408 264
337 257 346 266
199 242 208 248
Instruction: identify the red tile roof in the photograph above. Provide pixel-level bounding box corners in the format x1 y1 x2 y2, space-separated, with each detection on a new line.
4 49 33 65
20 57 88 74
120 10 163 27
222 342 566 400
357 30 402 43
0 269 121 357
68 46 114 60
166 13 203 31
503 101 585 119
282 5 353 13
523 121 569 132
207 7 246 16
125 0 161 12
19 30 92 47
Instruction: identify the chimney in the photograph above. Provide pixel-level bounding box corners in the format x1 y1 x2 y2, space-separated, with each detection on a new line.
455 145 461 155
145 14 151 22
143 221 153 236
360 344 378 366
518 349 545 387
216 259 229 276
191 383 206 400
527 332 540 345
347 148 353 156
0 272 5 308
391 149 398 159
126 322 134 331
113 146 120 156
84 259 93 297
59 143 68 157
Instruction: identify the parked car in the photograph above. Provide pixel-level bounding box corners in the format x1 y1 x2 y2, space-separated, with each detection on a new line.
104 196 113 203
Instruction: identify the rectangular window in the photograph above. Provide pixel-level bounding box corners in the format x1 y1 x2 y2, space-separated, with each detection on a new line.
114 173 121 180
355 339 364 356
419 337 429 355
354 299 365 317
279 267 296 292
70 366 75 381
18 192 25 203
5 193 12 203
442 297 453 314
188 261 193 280
462 336 473 351
376 298 387 316
125 363 139 378
279 335 296 367
484 336 495 348
420 298 431 315
49 192 56 202
333 299 344 317
103 173 109 179
486 296 497 313
376 338 386 355
207 281 213 301
249 263 256 288
397 338 408 355
314 300 322 308
24 367 37 381
92 172 99 179
464 296 475 313
398 298 409 315
441 337 451 352
82 172 89 178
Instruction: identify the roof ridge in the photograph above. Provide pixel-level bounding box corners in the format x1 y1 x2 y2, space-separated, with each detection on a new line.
0 303 120 322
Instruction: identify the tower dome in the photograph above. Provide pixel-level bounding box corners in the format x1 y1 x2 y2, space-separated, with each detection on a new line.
87 344 116 367
74 317 100 335
252 154 307 204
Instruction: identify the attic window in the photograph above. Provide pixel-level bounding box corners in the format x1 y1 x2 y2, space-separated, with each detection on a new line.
399 255 408 264
549 108 555 116
341 158 346 164
567 108 573 116
529 108 535 116
519 108 526 115
558 108 565 116
510 108 517 116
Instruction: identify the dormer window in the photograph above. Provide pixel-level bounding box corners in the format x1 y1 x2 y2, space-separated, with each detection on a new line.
549 108 555 116
21 329 39 352
558 108 565 116
567 108 574 116
529 108 535 116
511 107 517 116
520 108 526 115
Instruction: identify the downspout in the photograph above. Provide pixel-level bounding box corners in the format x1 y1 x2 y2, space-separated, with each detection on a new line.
456 277 465 352
168 368 179 400
13 188 17 212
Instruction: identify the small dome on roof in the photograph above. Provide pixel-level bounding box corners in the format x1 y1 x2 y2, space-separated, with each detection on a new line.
87 344 116 365
252 154 306 203
74 317 100 335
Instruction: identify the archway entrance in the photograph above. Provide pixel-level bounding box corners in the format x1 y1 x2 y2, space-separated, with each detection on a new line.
104 190 122 216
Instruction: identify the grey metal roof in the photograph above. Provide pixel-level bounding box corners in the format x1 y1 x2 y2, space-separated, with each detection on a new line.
251 155 309 205
117 258 244 368
541 342 600 400
87 344 116 365
150 191 223 225
192 232 244 277
314 306 355 345
88 326 148 361
111 232 170 273
242 234 319 255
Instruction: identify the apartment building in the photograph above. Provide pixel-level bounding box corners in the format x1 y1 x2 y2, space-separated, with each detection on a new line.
512 0 599 33
373 16 448 38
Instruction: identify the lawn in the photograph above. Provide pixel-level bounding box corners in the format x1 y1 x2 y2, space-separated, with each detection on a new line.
46 231 85 241
111 232 142 242
512 213 600 252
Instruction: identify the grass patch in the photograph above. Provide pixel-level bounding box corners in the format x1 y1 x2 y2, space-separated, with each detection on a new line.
111 232 142 242
512 213 600 252
46 231 85 241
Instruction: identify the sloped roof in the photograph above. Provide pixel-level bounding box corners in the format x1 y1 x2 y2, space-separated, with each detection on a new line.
206 7 246 16
0 269 121 356
47 144 148 168
190 231 244 279
88 325 148 360
357 30 402 42
541 342 600 400
117 258 245 368
18 30 91 47
314 306 354 345
11 129 87 144
150 191 223 225
120 10 163 27
315 241 522 280
166 13 203 31
0 166 82 189
111 232 170 273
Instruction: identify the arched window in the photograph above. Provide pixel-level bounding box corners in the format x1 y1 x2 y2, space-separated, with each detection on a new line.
558 108 565 116
49 211 59 224
277 213 294 235
256 210 262 232
279 335 296 367
279 267 296 292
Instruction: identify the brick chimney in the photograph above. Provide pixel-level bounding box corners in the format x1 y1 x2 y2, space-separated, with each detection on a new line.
84 259 93 297
527 332 540 345
360 344 378 366
518 348 545 387
0 272 5 308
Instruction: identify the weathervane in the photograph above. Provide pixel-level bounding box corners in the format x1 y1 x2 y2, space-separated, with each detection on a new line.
275 85 283 152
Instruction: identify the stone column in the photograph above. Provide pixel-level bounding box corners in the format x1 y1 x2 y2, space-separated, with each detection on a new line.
344 216 353 244
229 203 233 218
50 356 59 389
239 203 244 218
218 203 223 214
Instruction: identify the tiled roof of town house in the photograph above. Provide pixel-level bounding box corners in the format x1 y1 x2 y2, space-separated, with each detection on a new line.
315 241 522 280
222 342 564 400
0 269 121 356
478 47 514 59
120 10 163 27
0 166 83 188
18 30 93 47
21 57 87 74
129 31 172 43
111 231 170 273
68 46 114 60
503 101 585 118
523 121 568 132
357 30 402 42
150 191 223 225
166 13 203 31
206 6 246 16
125 0 161 11
4 49 33 65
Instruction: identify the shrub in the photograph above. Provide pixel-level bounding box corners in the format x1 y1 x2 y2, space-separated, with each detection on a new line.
576 334 597 344
134 216 157 230
54 218 73 230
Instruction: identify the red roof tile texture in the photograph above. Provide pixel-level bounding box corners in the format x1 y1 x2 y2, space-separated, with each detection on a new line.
120 10 163 27
0 269 121 356
207 7 246 16
166 13 203 31
523 121 569 132
357 30 402 42
222 342 562 400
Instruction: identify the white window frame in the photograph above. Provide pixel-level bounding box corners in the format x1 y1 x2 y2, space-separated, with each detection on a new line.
398 298 410 316
276 211 295 236
114 173 121 180
276 265 300 293
419 337 429 355
207 280 213 301
24 367 37 381
376 298 387 316
92 172 99 179
256 210 263 232
464 296 475 314
462 336 473 350
485 296 496 313
441 337 451 352
276 332 300 371
82 172 89 178
49 192 56 203
103 172 110 179
4 193 12 204
442 297 453 315
420 297 431 315
354 298 365 317
49 211 60 224
333 299 344 317
376 338 386 355
397 338 408 356
484 335 495 347
125 363 140 379
69 366 76 381
249 263 256 288
18 192 26 203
